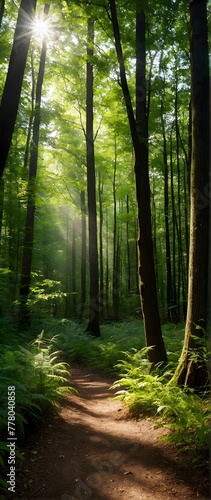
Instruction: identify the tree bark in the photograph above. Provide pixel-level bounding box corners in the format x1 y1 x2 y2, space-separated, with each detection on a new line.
65 213 71 318
0 0 5 29
85 19 100 337
112 136 118 320
72 219 77 314
172 0 210 389
105 207 109 315
126 195 131 295
109 0 167 364
24 52 35 170
170 133 178 322
19 4 50 325
0 178 4 242
0 0 37 180
161 95 172 321
98 173 104 319
79 190 86 320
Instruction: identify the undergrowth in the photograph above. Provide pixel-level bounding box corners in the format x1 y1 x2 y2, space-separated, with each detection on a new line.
0 325 76 495
111 347 210 466
0 316 209 495
48 318 210 467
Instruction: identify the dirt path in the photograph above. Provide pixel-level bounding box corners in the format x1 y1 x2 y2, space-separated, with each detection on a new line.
13 363 209 500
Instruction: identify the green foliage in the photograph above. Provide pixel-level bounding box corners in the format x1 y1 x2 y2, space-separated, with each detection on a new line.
111 347 210 465
0 329 77 490
53 318 210 465
54 318 146 374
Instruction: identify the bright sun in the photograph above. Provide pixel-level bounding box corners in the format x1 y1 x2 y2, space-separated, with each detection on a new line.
32 16 51 41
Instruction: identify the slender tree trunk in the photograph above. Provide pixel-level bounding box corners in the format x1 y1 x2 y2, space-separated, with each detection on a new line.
85 19 100 337
72 219 76 314
112 136 118 320
170 133 178 322
19 4 50 325
65 214 70 318
161 96 172 321
183 158 189 293
126 195 131 295
0 0 37 180
187 99 192 195
24 52 35 170
0 178 4 241
105 207 109 315
175 74 182 321
151 177 159 289
110 0 167 364
79 190 86 320
0 0 5 29
172 0 210 389
98 173 104 318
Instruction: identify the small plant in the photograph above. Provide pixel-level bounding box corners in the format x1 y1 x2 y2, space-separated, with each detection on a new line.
0 329 77 492
110 347 210 465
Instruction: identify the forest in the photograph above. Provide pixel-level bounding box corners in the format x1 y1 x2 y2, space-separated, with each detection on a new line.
0 0 210 498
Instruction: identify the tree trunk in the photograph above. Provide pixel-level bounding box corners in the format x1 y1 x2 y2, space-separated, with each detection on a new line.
85 19 100 337
175 74 182 321
151 177 159 291
0 0 37 180
105 207 109 315
172 0 210 389
79 190 86 320
112 136 118 320
72 219 77 314
110 0 167 364
161 95 172 321
98 173 104 319
24 52 35 170
126 195 131 295
170 133 178 322
19 4 49 325
65 213 71 318
0 0 5 29
0 178 4 242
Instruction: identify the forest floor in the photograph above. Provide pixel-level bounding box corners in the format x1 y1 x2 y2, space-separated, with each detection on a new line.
12 363 209 500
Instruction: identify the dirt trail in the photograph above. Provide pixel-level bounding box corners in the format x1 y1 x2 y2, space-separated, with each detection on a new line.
13 363 209 500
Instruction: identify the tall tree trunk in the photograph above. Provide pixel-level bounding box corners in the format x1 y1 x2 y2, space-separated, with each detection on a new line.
0 0 5 29
72 219 76 314
172 0 210 389
110 0 167 364
170 133 178 322
187 99 192 195
112 136 118 320
65 213 70 318
85 19 100 337
161 95 172 321
24 52 35 170
98 173 104 319
105 207 109 315
79 190 86 320
151 177 159 289
126 195 131 295
175 73 182 321
0 0 37 180
0 178 4 241
134 219 139 293
19 4 50 325
183 158 189 294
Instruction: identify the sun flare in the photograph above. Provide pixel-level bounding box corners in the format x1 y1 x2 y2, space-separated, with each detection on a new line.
32 16 51 41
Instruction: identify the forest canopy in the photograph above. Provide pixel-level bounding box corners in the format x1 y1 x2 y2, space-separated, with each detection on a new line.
0 0 210 381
